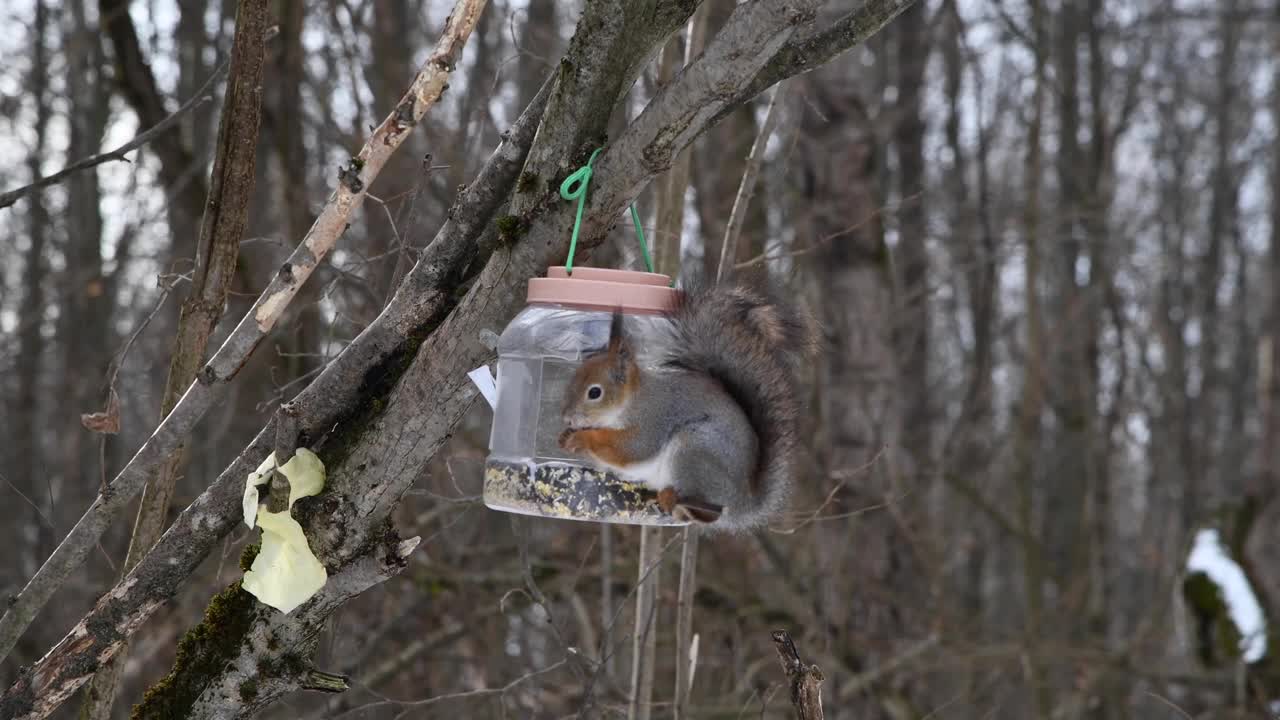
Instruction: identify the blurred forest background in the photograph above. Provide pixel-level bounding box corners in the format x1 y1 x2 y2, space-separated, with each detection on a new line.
1 0 1279 718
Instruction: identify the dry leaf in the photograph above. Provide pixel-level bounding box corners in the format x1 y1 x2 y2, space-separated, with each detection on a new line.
80 389 120 434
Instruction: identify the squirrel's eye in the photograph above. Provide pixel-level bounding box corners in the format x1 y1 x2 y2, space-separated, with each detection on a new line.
587 385 603 401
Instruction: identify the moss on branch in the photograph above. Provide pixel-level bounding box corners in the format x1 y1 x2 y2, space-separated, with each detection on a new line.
131 584 258 719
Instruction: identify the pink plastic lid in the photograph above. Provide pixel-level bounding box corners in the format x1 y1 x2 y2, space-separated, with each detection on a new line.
528 266 678 313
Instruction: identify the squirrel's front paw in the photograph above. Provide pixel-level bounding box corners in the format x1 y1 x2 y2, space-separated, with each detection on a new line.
558 428 584 453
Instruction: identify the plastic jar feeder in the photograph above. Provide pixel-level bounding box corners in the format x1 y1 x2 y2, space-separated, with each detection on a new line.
483 266 689 525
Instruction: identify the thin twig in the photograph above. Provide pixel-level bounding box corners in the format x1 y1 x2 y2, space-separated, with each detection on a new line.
716 79 791 284
673 527 699 719
628 527 663 720
331 658 568 720
0 57 232 211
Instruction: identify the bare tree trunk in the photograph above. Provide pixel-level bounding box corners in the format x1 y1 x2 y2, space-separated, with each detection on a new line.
799 40 907 711
697 0 766 281
14 0 53 605
261 0 323 388
100 0 208 243
77 3 268 717
1044 0 1098 604
937 1 1000 711
177 0 214 161
892 0 930 507
58 0 113 545
1195 0 1242 517
1016 2 1050 716
515 0 558 113
363 0 419 303
1151 31 1196 630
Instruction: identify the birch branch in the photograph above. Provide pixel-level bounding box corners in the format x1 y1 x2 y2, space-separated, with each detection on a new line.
0 0 487 669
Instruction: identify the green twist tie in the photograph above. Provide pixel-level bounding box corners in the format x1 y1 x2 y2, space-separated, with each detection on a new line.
558 148 655 275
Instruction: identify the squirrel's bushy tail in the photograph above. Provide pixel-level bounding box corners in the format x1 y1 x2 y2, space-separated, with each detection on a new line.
663 282 819 527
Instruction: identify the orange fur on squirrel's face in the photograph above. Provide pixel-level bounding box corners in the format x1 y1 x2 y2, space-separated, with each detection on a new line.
560 311 640 440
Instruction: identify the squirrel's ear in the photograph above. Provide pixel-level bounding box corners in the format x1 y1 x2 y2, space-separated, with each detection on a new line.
607 309 631 358
606 309 632 382
608 309 625 346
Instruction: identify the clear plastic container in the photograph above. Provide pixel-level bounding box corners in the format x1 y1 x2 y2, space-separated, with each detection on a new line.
483 267 689 525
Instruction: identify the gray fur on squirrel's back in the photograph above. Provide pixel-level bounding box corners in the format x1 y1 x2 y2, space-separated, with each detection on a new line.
660 283 818 529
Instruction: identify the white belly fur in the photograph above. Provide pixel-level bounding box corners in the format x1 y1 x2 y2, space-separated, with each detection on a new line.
603 438 680 492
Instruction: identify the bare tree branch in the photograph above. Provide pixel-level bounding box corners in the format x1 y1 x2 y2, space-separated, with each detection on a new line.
0 26 549 720
0 57 232 211
715 78 790 284
0 68 553 720
78 1 269 716
98 0 213 237
0 0 486 670
772 630 825 720
722 0 918 122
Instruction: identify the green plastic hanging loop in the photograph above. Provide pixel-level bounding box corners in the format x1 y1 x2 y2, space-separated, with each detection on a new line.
559 147 657 276
559 149 603 275
629 205 655 276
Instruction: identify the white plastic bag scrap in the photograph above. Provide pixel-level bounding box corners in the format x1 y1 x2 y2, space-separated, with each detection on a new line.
242 452 278 530
279 447 326 508
242 510 328 614
468 364 498 410
241 448 329 614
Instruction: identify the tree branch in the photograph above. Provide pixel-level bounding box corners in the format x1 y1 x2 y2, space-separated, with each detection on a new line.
772 630 825 720
0 19 548 720
716 78 790 284
99 0 212 235
0 58 232 210
0 0 486 671
720 0 918 124
78 3 269 717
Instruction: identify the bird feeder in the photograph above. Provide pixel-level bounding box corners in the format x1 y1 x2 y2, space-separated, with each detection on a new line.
482 266 689 525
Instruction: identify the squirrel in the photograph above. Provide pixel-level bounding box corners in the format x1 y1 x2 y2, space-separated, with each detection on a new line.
557 283 818 531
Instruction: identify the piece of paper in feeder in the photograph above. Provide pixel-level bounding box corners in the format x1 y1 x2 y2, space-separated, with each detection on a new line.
468 365 498 410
